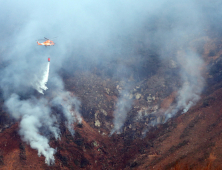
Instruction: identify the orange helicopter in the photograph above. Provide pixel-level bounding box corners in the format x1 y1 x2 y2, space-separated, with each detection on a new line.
37 37 55 46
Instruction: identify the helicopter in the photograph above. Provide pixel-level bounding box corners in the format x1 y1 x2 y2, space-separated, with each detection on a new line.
37 37 55 46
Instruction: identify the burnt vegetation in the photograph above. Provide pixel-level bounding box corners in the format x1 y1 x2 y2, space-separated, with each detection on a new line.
2 2 222 170
19 142 26 161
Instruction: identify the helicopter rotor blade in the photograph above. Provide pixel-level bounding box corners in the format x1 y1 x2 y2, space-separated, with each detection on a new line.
37 39 45 41
50 37 58 40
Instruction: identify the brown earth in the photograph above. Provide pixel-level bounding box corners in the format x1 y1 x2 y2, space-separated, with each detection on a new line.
1 37 222 170
126 87 222 170
1 85 222 169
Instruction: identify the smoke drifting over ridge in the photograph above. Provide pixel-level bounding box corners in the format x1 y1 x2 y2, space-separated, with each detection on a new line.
0 0 221 164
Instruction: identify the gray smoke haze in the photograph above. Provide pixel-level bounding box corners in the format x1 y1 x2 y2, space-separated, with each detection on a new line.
51 91 82 136
144 51 204 130
165 51 204 118
0 0 222 164
110 88 133 135
5 94 59 165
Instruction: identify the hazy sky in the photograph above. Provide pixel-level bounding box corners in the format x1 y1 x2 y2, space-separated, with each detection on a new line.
0 0 221 164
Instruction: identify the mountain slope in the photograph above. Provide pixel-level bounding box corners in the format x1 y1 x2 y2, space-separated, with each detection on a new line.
125 86 222 169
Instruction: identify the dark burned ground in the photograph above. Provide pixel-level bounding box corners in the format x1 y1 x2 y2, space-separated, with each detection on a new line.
0 37 222 169
122 38 222 169
0 48 184 169
60 54 181 138
56 36 222 169
126 86 222 170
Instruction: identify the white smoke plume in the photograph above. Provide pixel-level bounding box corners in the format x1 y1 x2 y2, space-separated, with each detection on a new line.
164 51 204 120
5 94 60 165
0 0 221 163
110 89 133 135
141 50 204 136
51 91 82 136
141 51 205 136
33 61 50 94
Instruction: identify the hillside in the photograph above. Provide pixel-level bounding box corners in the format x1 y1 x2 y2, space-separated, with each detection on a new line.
0 36 221 169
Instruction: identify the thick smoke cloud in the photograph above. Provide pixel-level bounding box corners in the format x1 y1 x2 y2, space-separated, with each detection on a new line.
34 61 50 94
5 94 59 164
0 0 221 164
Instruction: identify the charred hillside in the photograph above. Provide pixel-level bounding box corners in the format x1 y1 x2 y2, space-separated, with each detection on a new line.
0 35 221 170
1 1 222 170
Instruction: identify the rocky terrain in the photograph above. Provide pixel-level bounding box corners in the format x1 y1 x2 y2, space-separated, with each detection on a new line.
0 33 221 170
